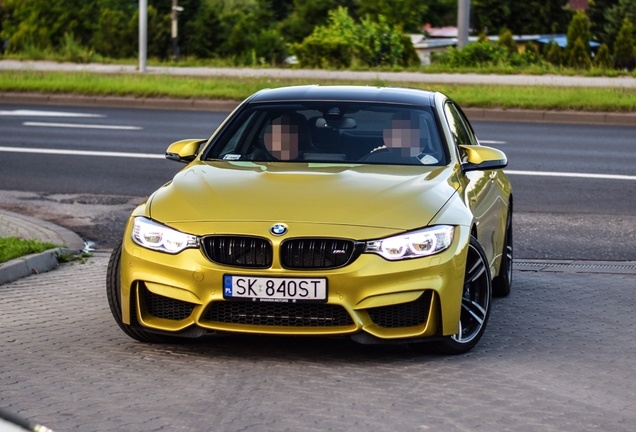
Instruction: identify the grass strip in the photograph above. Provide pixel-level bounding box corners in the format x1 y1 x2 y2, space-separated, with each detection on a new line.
0 236 60 264
1 70 636 112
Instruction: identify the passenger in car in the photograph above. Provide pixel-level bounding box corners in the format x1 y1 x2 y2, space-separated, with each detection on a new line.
262 114 317 160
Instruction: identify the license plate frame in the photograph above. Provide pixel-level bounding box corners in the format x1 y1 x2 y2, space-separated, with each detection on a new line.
223 275 328 303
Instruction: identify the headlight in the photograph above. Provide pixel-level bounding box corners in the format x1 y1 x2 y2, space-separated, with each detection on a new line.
132 217 199 254
365 225 454 260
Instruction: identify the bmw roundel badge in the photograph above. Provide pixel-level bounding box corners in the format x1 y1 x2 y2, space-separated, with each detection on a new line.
270 223 288 236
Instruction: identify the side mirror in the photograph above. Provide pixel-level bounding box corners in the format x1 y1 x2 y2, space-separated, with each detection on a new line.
165 139 207 163
459 145 508 172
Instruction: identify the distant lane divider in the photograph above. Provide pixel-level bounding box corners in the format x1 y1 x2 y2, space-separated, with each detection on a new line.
23 122 142 130
505 170 636 181
0 109 104 118
480 140 507 145
0 146 163 159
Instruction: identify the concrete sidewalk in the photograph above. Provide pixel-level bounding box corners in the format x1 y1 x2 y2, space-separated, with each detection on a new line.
2 59 636 88
0 209 85 285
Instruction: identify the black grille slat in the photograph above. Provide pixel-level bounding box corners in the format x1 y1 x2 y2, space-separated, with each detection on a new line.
141 283 195 321
204 302 354 327
281 238 361 270
367 291 433 328
202 236 272 268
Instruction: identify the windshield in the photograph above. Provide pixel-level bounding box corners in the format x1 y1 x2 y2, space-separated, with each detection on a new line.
205 102 447 166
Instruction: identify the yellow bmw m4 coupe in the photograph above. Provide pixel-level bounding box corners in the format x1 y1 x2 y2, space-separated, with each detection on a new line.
107 85 512 354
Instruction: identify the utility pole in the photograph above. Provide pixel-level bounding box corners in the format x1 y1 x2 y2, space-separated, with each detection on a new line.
139 0 147 72
172 0 184 63
457 0 470 49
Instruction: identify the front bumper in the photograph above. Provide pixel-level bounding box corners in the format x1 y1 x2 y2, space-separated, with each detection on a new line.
119 221 470 341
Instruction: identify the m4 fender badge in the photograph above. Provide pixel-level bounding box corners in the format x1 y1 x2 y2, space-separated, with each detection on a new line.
270 223 288 236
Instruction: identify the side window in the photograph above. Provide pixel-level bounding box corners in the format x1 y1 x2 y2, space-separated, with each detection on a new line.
444 103 475 146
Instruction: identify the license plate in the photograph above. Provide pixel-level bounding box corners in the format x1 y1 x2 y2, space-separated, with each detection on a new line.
223 275 327 302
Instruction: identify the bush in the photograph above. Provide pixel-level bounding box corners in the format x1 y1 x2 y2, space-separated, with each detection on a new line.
593 43 612 69
58 32 95 63
546 43 563 66
524 41 541 62
400 35 421 67
291 7 404 68
498 29 517 54
434 41 509 67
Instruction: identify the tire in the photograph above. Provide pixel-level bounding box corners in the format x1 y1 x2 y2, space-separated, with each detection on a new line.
106 242 179 343
413 236 492 355
493 205 513 297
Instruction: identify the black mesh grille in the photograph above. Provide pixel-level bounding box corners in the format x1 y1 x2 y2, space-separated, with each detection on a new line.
141 283 196 321
204 301 354 327
202 236 272 268
281 238 361 269
367 291 433 328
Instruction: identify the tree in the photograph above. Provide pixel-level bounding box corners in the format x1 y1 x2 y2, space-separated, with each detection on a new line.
1 0 99 52
281 0 357 43
182 3 224 58
569 38 591 68
614 17 635 68
566 10 591 66
357 0 428 32
593 43 612 68
567 10 591 50
603 0 636 50
472 0 571 36
93 8 133 58
587 0 619 46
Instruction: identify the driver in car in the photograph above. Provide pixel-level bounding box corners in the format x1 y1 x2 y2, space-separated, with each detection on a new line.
370 111 439 165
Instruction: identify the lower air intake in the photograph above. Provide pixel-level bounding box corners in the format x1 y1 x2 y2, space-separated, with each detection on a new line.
367 291 433 328
141 283 196 321
204 301 354 327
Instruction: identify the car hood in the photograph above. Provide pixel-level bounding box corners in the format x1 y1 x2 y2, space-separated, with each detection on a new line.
149 161 460 231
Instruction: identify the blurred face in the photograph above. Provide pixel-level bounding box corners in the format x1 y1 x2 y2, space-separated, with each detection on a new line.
264 116 299 160
383 118 421 157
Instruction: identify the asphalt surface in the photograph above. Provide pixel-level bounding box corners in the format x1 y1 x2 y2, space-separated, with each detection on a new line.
2 256 636 431
1 104 635 260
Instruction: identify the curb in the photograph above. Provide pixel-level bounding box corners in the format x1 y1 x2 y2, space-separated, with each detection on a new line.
0 208 86 251
0 247 80 286
1 92 636 126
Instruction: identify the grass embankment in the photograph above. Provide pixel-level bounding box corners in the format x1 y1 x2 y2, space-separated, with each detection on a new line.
0 237 59 264
1 70 636 112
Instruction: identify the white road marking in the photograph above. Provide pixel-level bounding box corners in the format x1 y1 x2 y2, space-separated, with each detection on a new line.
0 109 104 117
505 170 636 181
23 122 142 130
480 140 507 145
0 146 163 159
0 146 634 181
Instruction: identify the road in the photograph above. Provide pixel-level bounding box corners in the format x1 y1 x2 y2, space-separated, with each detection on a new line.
2 255 636 431
1 103 635 260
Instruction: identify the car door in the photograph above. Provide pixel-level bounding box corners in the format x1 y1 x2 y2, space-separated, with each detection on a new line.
443 101 505 267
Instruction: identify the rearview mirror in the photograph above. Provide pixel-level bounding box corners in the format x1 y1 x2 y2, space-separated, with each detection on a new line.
459 145 507 172
165 139 207 163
